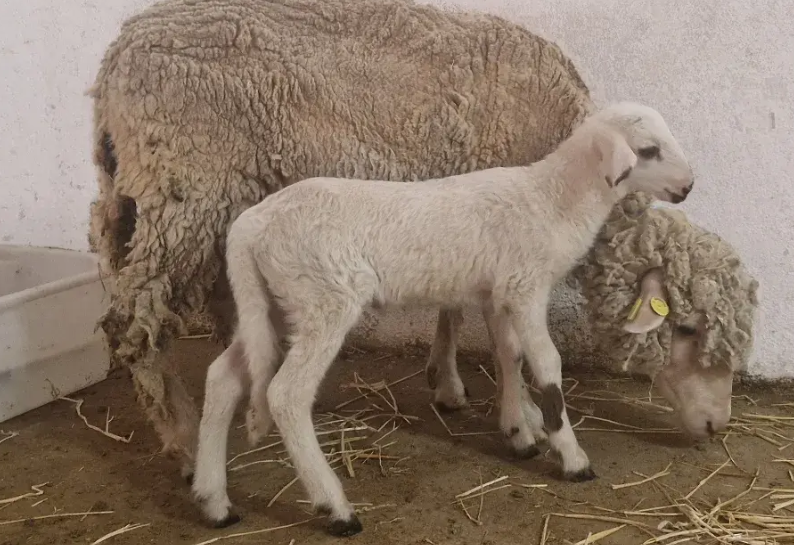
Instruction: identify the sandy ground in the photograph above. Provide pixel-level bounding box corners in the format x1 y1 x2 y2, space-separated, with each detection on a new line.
1 339 793 545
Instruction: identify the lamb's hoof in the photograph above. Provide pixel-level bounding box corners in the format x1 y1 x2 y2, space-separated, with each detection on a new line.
184 472 194 486
212 512 242 529
512 444 541 460
564 467 597 482
327 515 363 537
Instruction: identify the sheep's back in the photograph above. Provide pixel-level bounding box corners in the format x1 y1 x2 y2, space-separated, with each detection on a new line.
94 0 592 190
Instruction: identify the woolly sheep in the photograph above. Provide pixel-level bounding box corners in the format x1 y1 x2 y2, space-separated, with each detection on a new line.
191 101 695 535
87 0 594 479
432 191 760 441
572 192 760 437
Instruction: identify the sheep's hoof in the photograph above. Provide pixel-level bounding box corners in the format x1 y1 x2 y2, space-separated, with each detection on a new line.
434 399 467 413
512 444 541 460
426 365 438 389
327 515 363 537
564 467 597 482
212 512 242 529
184 472 194 486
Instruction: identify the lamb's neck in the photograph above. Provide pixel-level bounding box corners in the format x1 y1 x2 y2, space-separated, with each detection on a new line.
526 160 622 255
543 158 619 219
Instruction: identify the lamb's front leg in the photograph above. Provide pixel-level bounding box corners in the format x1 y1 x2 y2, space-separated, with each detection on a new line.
425 307 468 411
482 304 546 458
509 298 595 481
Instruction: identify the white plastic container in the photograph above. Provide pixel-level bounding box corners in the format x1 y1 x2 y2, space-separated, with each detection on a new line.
0 245 110 423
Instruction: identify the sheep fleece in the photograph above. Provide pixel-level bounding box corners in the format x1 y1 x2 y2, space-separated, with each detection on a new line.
573 192 760 376
86 0 593 456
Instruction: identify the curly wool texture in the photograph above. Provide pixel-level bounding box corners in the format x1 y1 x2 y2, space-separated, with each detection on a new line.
573 192 760 377
88 0 594 367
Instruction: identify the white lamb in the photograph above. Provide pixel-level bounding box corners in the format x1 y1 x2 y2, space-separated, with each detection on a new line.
192 102 695 536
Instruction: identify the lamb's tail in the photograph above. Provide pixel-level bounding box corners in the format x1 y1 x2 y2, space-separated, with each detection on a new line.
225 219 281 383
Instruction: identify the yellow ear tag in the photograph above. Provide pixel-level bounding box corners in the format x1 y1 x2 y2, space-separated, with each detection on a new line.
627 297 643 322
650 297 670 317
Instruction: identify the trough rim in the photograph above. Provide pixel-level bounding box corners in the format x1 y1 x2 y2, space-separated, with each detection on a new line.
0 244 103 312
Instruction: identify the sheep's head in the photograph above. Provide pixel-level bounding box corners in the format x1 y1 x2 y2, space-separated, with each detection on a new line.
574 192 760 440
584 102 694 204
620 267 737 439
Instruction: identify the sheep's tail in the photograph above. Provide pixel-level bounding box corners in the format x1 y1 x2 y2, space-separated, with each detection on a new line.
87 90 138 276
225 222 281 384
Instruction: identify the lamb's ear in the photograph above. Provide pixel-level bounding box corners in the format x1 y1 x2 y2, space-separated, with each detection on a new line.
622 267 669 334
593 125 638 187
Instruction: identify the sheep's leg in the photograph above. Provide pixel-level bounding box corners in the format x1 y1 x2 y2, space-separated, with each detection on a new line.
206 271 237 348
267 306 364 537
425 307 468 411
481 304 544 459
129 358 200 482
481 306 546 442
509 298 595 481
243 299 289 447
192 340 248 527
518 357 547 443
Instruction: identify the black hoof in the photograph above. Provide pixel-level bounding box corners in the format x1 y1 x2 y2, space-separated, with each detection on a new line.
328 515 363 537
434 400 465 413
512 444 541 460
463 386 470 397
184 473 194 486
212 512 242 529
564 467 597 482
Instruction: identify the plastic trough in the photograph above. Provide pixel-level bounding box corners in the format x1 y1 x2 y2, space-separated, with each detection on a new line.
0 245 110 423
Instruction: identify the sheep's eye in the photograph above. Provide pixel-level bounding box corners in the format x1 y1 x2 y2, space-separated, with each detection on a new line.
638 145 661 160
676 324 698 336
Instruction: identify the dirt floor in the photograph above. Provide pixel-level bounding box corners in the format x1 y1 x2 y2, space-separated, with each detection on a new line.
1 339 793 545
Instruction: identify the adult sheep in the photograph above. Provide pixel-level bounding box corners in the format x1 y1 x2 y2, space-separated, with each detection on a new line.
87 0 594 478
573 192 759 437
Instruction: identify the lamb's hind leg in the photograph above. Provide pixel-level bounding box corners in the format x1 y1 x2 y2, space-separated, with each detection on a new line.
481 303 545 459
192 339 248 527
267 302 364 537
244 300 289 447
425 307 468 410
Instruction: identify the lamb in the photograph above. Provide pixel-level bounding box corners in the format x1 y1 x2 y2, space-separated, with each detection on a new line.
87 0 595 478
191 101 695 536
430 191 760 441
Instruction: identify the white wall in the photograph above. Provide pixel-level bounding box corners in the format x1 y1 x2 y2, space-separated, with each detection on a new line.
1 0 792 379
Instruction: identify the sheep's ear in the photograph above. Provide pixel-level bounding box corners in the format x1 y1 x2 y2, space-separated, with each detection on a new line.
622 268 669 334
593 126 638 187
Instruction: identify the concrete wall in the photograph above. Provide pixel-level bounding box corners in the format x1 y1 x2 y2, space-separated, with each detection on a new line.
1 0 791 378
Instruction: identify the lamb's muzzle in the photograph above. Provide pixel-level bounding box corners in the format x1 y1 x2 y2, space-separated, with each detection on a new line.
191 101 693 535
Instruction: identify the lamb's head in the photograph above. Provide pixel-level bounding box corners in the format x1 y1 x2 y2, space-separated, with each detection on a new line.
574 192 760 441
585 102 694 204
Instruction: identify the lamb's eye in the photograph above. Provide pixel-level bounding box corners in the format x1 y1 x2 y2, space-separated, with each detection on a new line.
638 145 661 160
676 324 697 336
